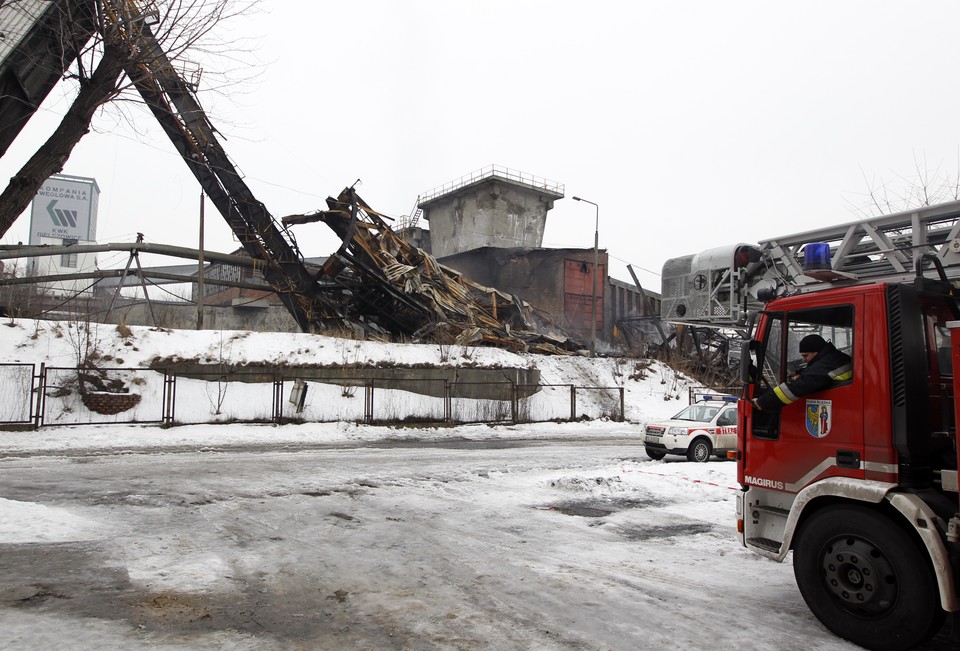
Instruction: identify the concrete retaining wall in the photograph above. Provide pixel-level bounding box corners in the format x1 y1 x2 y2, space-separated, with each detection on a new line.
154 363 542 400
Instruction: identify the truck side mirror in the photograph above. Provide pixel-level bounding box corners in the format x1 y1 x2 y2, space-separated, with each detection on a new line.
740 339 758 384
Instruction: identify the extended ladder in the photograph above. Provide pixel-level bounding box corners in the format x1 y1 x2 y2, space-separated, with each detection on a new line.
661 199 960 328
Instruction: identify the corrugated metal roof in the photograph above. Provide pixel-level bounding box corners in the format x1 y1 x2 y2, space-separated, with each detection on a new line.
0 0 53 66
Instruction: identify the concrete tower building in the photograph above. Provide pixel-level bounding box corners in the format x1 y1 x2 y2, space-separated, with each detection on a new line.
419 165 564 258
413 165 655 353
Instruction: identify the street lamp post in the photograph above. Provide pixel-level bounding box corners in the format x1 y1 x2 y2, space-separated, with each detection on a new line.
572 196 599 357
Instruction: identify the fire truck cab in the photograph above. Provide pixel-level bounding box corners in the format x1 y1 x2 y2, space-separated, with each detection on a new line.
659 210 960 649
738 274 960 650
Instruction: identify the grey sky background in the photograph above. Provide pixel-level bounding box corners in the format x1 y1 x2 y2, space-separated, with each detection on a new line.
2 1 960 292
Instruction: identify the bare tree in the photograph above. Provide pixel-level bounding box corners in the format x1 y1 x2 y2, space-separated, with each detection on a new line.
1 258 45 320
847 149 960 218
0 0 258 238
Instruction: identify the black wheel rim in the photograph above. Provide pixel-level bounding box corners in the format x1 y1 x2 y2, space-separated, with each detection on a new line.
819 535 898 617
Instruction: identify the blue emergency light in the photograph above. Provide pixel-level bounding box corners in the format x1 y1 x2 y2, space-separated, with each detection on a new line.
696 393 738 403
803 242 831 272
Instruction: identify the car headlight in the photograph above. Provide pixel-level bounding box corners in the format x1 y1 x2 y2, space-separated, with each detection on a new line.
667 427 688 436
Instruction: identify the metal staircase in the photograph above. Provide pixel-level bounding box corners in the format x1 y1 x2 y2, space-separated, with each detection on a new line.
398 195 422 232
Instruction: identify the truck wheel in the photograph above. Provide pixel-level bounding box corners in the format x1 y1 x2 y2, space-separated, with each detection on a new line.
793 505 943 651
645 448 666 460
686 438 712 463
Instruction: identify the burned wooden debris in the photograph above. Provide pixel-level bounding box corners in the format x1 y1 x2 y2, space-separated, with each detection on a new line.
282 187 582 354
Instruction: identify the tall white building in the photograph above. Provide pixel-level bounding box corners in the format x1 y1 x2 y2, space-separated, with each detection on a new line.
28 174 100 297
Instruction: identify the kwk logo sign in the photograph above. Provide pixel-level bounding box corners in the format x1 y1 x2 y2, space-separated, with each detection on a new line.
46 200 78 228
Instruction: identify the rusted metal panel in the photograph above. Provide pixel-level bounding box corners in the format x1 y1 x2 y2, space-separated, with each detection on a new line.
563 258 603 334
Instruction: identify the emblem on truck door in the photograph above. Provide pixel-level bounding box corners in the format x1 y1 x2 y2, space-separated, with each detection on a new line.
805 399 832 438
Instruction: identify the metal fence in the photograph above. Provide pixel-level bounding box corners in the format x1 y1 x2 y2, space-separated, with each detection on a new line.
0 365 626 429
0 363 37 426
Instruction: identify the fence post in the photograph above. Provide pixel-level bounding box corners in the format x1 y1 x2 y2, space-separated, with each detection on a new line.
364 380 374 423
511 380 518 424
619 387 625 422
33 362 45 430
162 372 176 426
444 380 452 424
569 384 576 421
272 376 283 424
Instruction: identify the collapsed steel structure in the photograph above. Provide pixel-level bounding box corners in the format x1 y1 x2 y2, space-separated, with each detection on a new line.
285 187 579 353
0 1 581 353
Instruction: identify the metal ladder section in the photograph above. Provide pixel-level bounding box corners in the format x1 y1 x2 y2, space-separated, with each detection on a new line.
0 0 96 157
398 195 423 232
753 199 960 293
119 8 336 333
661 199 960 329
408 204 423 230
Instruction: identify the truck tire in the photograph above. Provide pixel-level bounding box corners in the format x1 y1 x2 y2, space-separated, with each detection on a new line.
686 438 711 463
645 447 666 460
792 505 943 651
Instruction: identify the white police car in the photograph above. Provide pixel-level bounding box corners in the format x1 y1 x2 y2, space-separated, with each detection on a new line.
643 394 738 462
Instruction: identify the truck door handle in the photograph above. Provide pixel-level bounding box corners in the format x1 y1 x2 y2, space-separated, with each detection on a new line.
836 449 861 469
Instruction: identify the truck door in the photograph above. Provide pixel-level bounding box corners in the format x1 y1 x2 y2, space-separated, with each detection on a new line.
746 302 863 492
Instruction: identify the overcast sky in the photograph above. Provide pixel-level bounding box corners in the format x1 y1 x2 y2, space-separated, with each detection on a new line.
2 1 960 292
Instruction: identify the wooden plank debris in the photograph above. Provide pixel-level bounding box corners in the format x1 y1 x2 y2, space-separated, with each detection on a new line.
283 187 582 354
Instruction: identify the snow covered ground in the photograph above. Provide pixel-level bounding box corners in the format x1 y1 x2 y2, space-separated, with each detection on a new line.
2 433 863 651
0 320 952 649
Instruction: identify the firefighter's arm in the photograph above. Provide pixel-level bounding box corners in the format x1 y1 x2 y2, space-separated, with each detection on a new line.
756 369 832 410
785 368 833 397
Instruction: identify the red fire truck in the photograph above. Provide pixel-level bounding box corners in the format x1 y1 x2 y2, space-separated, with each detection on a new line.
660 204 960 650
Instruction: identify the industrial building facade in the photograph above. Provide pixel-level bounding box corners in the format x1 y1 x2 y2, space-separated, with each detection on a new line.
418 165 658 352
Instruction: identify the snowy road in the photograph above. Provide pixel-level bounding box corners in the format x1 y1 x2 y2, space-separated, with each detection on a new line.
0 437 953 650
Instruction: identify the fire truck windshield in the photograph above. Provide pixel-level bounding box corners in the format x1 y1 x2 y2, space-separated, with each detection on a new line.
672 405 720 422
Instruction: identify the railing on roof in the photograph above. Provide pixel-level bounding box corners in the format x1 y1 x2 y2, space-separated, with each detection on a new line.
418 164 565 205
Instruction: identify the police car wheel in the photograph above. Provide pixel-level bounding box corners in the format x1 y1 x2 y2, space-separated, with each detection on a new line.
686 439 711 463
793 505 943 651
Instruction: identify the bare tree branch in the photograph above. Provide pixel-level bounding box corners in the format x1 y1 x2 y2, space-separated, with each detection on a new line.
849 150 960 217
0 0 262 239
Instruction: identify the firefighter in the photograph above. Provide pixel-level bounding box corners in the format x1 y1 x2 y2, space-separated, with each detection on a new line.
752 334 852 411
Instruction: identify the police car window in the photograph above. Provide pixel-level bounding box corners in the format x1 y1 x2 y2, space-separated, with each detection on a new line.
674 405 715 422
717 409 736 426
